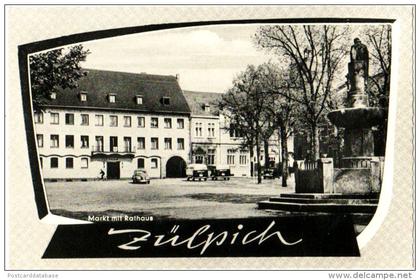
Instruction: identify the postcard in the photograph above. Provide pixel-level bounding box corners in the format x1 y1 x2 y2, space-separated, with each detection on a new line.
4 4 415 271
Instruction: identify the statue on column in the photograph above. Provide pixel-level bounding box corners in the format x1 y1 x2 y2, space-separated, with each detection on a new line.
350 38 369 82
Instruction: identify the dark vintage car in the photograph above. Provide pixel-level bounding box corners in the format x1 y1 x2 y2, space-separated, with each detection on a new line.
263 168 281 179
132 169 150 184
210 165 232 180
186 164 209 181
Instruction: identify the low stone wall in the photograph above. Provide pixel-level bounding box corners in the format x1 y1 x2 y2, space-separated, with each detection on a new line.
294 157 384 194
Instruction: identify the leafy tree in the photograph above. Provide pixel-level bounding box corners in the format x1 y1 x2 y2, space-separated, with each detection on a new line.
29 44 90 111
254 25 349 160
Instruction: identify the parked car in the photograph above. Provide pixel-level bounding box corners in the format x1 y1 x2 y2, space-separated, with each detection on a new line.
263 168 281 179
132 169 150 184
186 164 209 181
211 165 232 180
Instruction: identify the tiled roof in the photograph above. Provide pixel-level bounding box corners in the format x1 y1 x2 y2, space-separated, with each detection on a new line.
183 90 224 117
41 69 191 115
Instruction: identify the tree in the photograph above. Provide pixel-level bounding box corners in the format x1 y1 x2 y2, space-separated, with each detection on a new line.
258 62 298 187
364 25 392 156
29 44 90 111
254 25 349 160
218 65 274 184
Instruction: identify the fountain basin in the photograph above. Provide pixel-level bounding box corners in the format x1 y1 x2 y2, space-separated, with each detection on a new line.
327 107 385 129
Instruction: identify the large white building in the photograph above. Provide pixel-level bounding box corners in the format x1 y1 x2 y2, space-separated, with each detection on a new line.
34 69 191 180
34 69 293 181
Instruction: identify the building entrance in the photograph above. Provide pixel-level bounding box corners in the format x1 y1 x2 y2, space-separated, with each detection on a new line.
107 161 120 179
166 156 187 178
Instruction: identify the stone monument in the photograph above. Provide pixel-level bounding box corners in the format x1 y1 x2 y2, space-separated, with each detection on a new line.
258 38 386 215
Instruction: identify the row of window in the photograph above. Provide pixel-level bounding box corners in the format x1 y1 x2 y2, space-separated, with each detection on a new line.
51 92 167 107
34 112 185 129
193 149 248 166
194 122 216 137
37 134 185 151
40 157 160 169
40 157 89 169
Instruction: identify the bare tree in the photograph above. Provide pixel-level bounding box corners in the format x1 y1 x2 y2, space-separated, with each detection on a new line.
218 65 274 184
254 25 349 160
364 25 392 156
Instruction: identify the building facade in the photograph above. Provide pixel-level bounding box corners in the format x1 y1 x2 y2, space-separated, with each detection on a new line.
34 70 294 181
34 69 191 180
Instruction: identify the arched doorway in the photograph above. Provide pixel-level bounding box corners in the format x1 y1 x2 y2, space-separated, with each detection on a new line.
166 156 187 178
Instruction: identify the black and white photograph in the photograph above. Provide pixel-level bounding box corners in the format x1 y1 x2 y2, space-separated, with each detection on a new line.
4 4 415 272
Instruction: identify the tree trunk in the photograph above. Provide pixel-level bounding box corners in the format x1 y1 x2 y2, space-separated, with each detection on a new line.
264 139 270 168
311 125 320 160
280 125 289 187
255 137 262 184
249 144 254 177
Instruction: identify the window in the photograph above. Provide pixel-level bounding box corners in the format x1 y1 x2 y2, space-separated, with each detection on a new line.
80 92 87 101
50 112 59 124
81 158 88 168
81 114 89 125
151 158 158 169
240 151 248 165
177 118 184 129
137 137 145 150
164 138 172 150
136 96 143 105
123 116 131 127
36 134 43 147
65 135 74 148
34 112 43 124
50 135 59 148
227 149 236 165
65 113 74 125
81 135 89 148
137 158 145 168
40 157 43 168
95 136 104 152
66 158 74 169
204 104 210 112
177 138 184 150
124 137 132 152
108 94 116 103
207 149 215 165
95 114 104 126
110 115 118 127
229 124 243 138
137 117 145 127
161 97 170 105
151 138 159 150
164 118 172 128
195 122 202 137
50 157 58 168
195 155 204 164
208 123 215 137
151 117 158 128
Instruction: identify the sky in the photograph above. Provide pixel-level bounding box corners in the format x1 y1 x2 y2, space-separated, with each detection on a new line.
81 25 276 93
80 24 384 93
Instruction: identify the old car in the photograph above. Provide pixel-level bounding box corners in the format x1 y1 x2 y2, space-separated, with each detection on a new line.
186 164 209 181
263 167 281 179
210 165 232 180
132 169 150 184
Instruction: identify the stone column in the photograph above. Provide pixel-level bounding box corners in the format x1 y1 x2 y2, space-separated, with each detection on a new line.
318 158 334 193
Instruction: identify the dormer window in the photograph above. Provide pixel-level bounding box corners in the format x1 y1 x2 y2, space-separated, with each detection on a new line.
79 91 87 102
136 95 143 105
108 94 116 103
50 92 56 100
203 104 211 113
161 97 170 105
